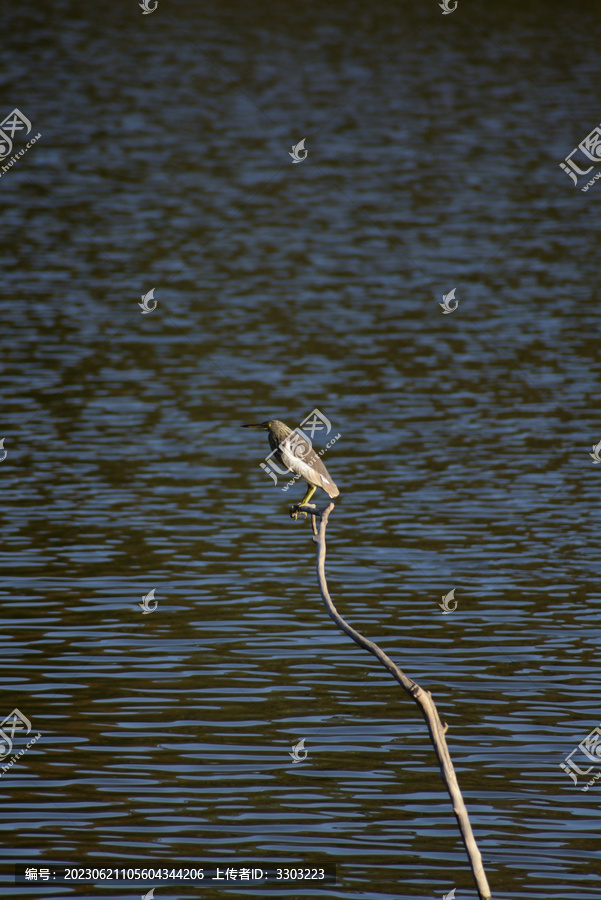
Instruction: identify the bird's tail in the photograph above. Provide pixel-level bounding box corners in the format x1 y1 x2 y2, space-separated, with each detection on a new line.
324 481 340 499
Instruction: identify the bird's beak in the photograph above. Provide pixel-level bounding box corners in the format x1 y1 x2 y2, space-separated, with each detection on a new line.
242 423 263 429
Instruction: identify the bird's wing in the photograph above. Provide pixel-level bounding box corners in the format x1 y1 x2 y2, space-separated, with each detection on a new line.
280 434 340 497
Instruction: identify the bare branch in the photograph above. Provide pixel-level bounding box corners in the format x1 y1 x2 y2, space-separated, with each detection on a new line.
305 502 492 900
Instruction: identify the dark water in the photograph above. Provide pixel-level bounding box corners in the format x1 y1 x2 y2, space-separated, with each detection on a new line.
2 0 601 897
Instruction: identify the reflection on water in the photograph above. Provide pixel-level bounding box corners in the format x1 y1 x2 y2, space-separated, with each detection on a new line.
2 0 601 898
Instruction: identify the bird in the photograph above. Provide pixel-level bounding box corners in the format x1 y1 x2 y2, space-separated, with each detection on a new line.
243 419 339 511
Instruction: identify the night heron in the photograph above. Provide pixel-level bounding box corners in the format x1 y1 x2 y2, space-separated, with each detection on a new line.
243 419 339 512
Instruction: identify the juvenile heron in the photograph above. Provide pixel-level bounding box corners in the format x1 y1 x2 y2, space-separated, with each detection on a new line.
243 419 339 510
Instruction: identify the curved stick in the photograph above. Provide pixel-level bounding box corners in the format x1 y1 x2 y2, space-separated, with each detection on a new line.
307 502 492 900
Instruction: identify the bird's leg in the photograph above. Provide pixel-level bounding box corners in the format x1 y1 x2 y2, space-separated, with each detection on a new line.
289 484 316 520
299 485 316 507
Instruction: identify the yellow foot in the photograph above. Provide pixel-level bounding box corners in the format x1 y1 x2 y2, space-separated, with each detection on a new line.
289 504 308 520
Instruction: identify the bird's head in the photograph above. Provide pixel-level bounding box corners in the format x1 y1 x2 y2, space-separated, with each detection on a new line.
242 419 291 440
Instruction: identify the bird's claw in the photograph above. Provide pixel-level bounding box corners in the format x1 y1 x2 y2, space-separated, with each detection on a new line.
289 504 308 520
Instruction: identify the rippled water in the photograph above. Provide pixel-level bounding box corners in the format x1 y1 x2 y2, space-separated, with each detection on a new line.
2 1 601 898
